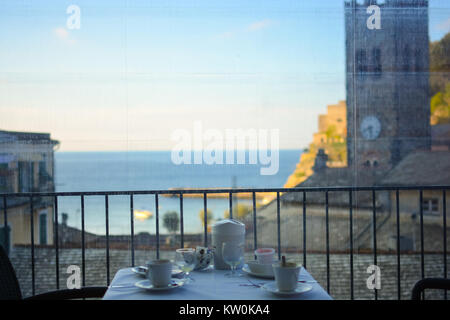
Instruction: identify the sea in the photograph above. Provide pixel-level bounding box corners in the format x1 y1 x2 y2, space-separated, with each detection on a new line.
55 150 302 235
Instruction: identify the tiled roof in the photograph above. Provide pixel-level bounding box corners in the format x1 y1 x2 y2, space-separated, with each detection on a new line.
381 150 450 186
282 168 376 208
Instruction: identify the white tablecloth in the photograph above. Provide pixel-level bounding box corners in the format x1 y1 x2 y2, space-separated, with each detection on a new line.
103 266 332 300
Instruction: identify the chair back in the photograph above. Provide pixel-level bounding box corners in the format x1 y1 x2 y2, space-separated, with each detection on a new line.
0 245 22 300
411 278 450 300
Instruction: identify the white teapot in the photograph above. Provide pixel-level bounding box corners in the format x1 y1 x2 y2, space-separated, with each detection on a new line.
211 219 245 270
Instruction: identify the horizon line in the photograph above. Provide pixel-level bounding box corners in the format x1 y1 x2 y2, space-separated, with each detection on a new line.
56 148 306 153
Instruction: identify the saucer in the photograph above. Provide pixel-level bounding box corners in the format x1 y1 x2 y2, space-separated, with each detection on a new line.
261 282 312 296
132 266 183 277
131 266 148 277
242 264 275 279
135 278 186 291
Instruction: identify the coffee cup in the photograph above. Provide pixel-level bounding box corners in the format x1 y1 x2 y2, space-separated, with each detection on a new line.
272 261 301 292
255 248 275 264
146 259 172 288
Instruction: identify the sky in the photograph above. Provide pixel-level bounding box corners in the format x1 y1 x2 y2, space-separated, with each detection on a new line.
0 0 449 151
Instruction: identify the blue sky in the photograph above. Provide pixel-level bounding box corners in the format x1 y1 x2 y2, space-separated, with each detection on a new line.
0 0 449 151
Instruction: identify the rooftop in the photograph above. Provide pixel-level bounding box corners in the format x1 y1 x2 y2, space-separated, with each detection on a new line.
381 150 450 186
0 129 59 145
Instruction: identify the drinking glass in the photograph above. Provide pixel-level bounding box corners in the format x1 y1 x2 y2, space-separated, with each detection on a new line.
175 248 196 283
222 242 244 277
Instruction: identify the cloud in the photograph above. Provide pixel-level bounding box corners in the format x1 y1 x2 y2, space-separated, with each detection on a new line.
53 27 76 45
214 19 274 40
247 19 273 32
54 27 69 39
435 18 450 32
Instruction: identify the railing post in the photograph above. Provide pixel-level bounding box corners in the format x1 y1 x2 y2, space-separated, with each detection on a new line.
30 195 35 296
54 196 59 290
130 194 135 267
349 190 354 300
276 192 281 260
81 195 86 287
155 193 160 259
3 197 8 257
105 194 110 285
372 190 377 300
325 191 330 294
180 193 184 249
203 193 208 247
252 192 257 258
419 190 425 283
443 190 447 300
229 192 233 219
303 191 306 269
396 189 401 300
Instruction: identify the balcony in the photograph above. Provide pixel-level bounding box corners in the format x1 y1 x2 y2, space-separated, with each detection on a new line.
1 185 449 300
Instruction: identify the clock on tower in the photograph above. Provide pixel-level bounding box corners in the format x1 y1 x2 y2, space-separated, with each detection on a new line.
360 116 381 141
345 0 431 176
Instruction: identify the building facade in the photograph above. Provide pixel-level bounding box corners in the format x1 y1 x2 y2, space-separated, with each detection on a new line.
345 0 431 185
0 130 59 253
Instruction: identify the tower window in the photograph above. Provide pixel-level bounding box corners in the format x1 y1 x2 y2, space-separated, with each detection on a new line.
356 49 368 73
372 48 382 75
402 46 411 72
414 49 422 72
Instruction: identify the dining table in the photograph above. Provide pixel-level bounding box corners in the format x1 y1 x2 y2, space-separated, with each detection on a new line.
103 265 332 300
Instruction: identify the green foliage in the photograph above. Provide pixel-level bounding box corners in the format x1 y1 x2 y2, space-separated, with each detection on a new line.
431 83 450 124
430 32 450 96
198 209 214 227
430 33 450 73
325 125 338 141
224 204 252 220
162 211 179 234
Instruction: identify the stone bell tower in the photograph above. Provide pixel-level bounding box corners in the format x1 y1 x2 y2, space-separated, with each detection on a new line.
345 0 431 183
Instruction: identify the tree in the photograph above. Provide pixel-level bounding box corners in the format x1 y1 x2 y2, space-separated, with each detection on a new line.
198 209 214 227
430 33 450 73
430 32 450 96
224 204 252 220
430 86 450 125
163 211 179 234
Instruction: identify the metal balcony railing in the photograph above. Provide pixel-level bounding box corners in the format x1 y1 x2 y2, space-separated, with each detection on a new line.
1 185 449 300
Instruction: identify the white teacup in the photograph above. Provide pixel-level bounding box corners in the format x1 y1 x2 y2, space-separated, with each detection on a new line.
146 259 172 288
255 248 275 264
272 261 301 292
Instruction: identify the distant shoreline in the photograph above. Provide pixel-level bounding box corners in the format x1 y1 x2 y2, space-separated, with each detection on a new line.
54 148 305 153
162 189 270 200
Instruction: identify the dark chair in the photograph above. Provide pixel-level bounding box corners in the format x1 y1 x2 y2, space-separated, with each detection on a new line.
0 245 107 300
411 278 450 300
